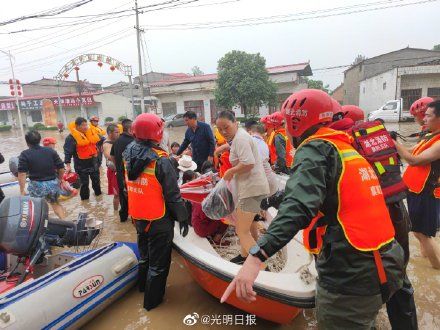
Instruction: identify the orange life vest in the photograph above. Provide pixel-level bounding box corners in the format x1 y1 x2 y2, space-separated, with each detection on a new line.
402 132 440 198
125 148 168 221
218 151 232 178
268 128 294 168
300 127 395 252
68 122 99 160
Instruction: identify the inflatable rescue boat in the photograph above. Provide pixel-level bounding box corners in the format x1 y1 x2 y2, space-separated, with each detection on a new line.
0 196 139 329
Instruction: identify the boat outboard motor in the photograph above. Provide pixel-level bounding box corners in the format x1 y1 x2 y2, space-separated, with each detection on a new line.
0 196 100 284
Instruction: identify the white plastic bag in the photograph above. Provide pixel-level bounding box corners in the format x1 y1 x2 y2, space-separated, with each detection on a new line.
202 178 238 220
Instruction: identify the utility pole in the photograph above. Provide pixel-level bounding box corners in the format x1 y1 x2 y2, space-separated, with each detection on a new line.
75 68 86 118
0 50 24 138
135 0 145 114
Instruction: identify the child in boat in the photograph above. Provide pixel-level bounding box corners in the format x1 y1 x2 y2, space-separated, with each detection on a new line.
170 142 180 157
184 170 228 245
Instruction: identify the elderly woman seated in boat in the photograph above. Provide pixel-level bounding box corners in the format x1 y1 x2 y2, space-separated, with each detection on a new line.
215 110 270 264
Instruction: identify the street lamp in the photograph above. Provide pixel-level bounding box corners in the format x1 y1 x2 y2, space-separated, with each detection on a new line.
0 49 25 138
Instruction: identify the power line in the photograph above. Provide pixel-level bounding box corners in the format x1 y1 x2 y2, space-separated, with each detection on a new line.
3 1 134 51
0 0 94 26
36 0 184 19
0 0 200 34
11 16 132 56
141 0 439 30
0 29 133 74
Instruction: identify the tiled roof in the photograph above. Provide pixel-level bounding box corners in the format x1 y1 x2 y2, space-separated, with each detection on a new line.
150 62 311 87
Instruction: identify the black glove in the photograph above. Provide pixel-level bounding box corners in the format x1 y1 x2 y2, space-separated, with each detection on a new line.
179 220 189 237
389 131 398 141
260 190 285 210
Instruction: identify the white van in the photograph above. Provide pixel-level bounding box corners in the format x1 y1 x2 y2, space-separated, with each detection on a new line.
367 99 412 123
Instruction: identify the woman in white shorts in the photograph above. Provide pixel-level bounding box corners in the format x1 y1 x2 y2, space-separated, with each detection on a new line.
216 110 270 264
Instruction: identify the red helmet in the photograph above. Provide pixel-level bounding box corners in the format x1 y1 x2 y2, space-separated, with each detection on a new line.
63 172 79 184
260 115 273 129
42 137 56 146
331 98 342 114
342 105 365 123
132 113 164 142
268 111 284 128
410 97 434 120
281 89 334 138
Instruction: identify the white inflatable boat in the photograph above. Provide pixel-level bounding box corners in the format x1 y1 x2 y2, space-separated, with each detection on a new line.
174 174 317 324
0 196 140 329
0 242 139 330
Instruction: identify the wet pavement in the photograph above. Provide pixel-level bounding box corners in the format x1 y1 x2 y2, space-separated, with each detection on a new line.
0 123 439 330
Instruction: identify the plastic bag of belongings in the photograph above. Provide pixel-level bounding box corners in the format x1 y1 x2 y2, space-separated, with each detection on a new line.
202 178 238 220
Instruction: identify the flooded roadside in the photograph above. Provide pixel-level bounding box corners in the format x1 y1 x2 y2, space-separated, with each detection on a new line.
0 123 438 330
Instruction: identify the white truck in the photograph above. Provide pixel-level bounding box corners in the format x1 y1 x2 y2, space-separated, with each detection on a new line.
367 99 413 123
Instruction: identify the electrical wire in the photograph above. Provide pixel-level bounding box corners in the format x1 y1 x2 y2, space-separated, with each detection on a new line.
3 1 134 52
141 0 439 30
0 0 94 26
0 0 200 34
0 29 133 74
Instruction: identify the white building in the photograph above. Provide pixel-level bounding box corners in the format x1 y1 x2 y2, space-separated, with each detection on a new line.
359 59 440 113
150 63 313 123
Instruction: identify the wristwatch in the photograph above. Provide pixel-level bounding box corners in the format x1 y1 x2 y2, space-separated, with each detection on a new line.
249 244 268 262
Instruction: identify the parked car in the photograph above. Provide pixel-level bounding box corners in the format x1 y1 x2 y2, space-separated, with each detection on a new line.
165 113 185 127
367 99 413 123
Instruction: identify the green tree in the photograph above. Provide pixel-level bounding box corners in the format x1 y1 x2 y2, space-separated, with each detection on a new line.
433 44 440 51
191 66 204 76
304 77 330 94
214 50 277 119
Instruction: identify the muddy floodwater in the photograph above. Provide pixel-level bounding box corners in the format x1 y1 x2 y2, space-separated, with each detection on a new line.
0 122 439 330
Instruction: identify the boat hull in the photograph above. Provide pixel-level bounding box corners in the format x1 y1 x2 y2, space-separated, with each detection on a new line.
0 242 139 330
179 252 301 324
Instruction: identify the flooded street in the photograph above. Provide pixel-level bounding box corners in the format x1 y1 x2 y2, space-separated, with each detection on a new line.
0 123 439 330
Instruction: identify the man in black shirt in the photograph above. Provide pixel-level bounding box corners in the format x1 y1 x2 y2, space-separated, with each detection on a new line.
18 130 65 219
110 119 134 222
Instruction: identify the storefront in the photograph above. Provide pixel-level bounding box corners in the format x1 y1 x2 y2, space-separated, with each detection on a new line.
0 93 99 127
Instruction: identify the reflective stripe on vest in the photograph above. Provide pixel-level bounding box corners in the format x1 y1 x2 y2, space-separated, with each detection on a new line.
268 128 294 168
300 127 395 251
125 149 168 221
402 133 440 198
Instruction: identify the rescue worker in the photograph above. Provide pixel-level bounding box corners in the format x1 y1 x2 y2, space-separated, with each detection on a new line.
265 112 293 174
260 114 274 142
410 97 434 136
395 99 440 270
221 89 404 329
64 117 102 200
123 113 189 310
89 116 106 167
331 105 418 330
342 104 365 125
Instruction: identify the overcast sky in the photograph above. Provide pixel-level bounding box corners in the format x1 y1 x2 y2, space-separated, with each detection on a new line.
0 0 439 96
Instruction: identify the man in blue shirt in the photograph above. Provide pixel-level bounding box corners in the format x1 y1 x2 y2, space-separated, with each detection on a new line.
176 111 215 171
